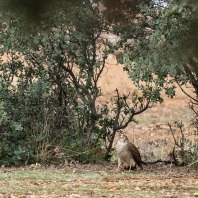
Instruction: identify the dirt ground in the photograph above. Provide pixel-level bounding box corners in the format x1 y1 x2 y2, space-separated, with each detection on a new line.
0 162 198 198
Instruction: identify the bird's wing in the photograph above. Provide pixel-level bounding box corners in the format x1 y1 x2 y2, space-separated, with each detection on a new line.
126 142 143 168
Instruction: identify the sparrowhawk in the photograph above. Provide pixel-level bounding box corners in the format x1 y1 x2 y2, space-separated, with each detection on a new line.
115 134 146 171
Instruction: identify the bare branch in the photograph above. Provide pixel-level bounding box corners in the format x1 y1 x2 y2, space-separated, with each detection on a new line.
175 78 198 103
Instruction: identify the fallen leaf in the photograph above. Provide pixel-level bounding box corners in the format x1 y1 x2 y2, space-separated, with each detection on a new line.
98 171 107 175
112 195 122 198
61 184 68 189
134 187 141 191
33 182 40 185
102 177 111 182
107 186 117 190
69 194 81 198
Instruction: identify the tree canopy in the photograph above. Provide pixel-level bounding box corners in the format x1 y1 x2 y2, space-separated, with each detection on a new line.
115 0 198 103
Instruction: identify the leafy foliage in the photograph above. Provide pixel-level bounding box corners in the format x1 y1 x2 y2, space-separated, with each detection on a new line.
110 0 198 166
114 0 198 103
0 1 152 165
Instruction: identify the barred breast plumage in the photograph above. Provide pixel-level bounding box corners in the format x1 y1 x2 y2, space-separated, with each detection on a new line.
115 134 146 171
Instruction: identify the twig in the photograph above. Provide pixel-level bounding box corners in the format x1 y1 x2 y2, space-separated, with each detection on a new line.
167 123 178 146
145 159 177 165
184 160 198 168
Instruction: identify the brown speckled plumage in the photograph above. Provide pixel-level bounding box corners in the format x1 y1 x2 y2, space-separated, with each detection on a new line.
115 134 146 171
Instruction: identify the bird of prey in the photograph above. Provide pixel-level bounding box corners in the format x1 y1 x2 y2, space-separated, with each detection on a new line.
115 134 146 171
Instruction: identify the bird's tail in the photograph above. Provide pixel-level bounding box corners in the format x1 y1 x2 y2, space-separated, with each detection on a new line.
141 160 148 166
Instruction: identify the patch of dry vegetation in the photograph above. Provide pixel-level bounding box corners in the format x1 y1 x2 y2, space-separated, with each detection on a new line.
98 55 196 165
98 54 193 123
0 163 198 198
1 46 197 198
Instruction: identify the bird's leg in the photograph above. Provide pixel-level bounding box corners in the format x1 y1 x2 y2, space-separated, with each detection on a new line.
116 158 122 172
129 158 136 172
128 159 132 172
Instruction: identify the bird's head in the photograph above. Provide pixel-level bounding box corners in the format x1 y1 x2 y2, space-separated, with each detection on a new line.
119 134 129 143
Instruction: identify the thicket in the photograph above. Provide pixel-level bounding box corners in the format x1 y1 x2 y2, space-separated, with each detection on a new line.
0 0 152 166
1 0 198 167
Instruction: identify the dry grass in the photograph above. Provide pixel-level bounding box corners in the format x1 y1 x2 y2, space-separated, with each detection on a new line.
0 164 198 198
98 54 195 125
98 54 194 122
98 55 197 163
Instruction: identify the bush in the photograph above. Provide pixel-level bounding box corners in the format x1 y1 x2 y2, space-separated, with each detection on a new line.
168 121 198 168
0 1 152 166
